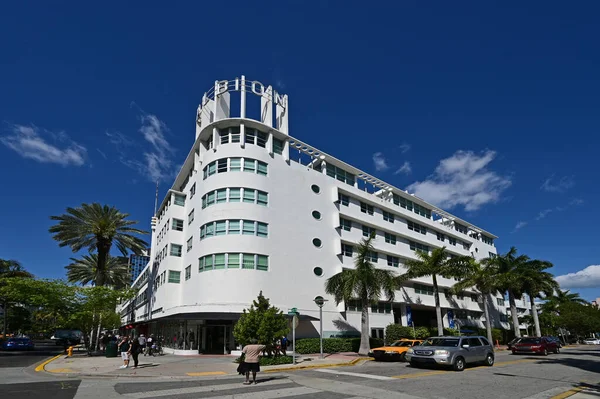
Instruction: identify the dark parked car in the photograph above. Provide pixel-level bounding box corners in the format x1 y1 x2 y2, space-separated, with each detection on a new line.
1 337 35 351
512 337 559 356
507 338 521 350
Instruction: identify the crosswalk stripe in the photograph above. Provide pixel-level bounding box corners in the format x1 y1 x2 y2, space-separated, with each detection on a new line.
123 379 291 398
314 369 395 380
193 386 322 399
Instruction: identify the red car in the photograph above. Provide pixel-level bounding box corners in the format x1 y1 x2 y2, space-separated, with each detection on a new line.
512 337 559 356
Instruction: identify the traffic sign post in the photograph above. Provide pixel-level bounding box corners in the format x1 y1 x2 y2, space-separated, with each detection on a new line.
288 308 300 365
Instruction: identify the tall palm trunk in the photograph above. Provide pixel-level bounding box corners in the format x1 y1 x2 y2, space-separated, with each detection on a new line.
359 300 370 356
95 239 112 287
508 290 521 338
483 294 493 345
529 294 541 337
432 274 443 336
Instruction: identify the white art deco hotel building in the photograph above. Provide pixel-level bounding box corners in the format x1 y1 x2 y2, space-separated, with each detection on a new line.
120 76 509 355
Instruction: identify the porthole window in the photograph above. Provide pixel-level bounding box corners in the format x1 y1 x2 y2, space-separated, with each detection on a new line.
313 267 323 277
312 238 322 248
311 184 320 194
312 210 322 220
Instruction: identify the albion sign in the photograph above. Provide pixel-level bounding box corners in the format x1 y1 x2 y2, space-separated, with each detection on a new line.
207 76 287 109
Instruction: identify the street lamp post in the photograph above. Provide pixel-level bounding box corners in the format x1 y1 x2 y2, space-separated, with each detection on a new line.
314 296 328 359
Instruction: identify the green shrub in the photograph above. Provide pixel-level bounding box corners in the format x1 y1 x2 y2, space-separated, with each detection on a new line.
295 337 384 354
385 324 432 340
234 355 293 366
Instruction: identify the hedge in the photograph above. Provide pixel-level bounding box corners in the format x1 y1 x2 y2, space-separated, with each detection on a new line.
295 337 384 354
385 324 506 344
234 355 293 366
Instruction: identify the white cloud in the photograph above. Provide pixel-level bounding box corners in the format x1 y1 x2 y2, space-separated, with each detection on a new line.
372 152 389 171
0 124 87 166
541 175 575 193
536 209 553 220
570 198 584 206
399 143 411 153
513 221 528 232
406 150 511 211
555 265 600 289
394 161 412 175
96 148 107 159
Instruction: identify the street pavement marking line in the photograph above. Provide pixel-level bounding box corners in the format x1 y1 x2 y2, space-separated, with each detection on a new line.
186 371 227 376
34 354 62 372
392 370 449 379
549 387 584 399
190 387 322 399
314 368 396 380
47 368 75 373
123 379 292 398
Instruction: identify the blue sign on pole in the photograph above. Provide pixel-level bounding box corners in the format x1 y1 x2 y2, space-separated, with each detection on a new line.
406 305 412 326
447 310 455 329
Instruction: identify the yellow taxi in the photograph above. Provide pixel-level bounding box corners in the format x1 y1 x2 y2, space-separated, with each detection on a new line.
369 339 423 361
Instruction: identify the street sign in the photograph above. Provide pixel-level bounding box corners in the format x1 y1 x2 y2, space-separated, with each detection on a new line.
288 308 300 316
292 314 299 329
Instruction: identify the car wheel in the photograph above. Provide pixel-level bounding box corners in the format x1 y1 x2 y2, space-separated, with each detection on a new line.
400 353 407 362
485 353 494 366
543 349 548 356
453 357 465 372
410 361 421 368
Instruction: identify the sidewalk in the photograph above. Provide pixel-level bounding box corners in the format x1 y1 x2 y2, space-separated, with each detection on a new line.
40 352 370 378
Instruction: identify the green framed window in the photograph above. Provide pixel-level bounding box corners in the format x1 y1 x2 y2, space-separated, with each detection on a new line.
243 159 256 172
229 188 241 202
206 191 216 206
205 223 214 237
242 254 255 269
257 222 268 237
215 220 226 236
227 253 240 268
256 255 268 271
384 232 396 245
243 189 256 203
168 270 181 283
230 158 241 171
338 193 349 206
273 137 284 154
340 218 351 231
216 189 227 203
174 194 185 206
257 191 268 206
242 220 255 235
185 265 191 280
204 255 213 270
172 218 184 231
214 253 226 269
228 220 240 234
170 244 182 257
257 161 268 175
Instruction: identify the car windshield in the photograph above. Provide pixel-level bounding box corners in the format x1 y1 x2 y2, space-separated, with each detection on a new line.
519 338 541 344
422 338 459 347
390 341 414 347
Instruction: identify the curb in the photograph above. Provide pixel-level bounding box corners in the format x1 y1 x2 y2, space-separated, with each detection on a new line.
263 357 371 373
34 354 63 372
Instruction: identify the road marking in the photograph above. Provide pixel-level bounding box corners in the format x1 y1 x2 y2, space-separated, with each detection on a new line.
392 370 449 379
191 387 322 399
186 371 227 376
34 354 62 372
314 368 395 380
123 379 292 398
47 368 75 373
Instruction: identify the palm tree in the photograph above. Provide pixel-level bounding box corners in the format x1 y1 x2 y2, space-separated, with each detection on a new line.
451 259 499 344
66 254 130 288
325 234 397 355
519 260 559 337
49 203 148 286
398 247 473 336
484 247 530 338
0 259 33 335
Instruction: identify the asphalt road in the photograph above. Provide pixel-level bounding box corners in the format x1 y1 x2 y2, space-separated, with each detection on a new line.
0 341 63 368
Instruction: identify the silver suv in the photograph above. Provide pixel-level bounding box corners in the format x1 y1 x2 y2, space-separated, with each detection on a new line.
405 336 494 371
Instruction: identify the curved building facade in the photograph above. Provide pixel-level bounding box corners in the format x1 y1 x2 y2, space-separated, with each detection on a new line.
120 76 509 354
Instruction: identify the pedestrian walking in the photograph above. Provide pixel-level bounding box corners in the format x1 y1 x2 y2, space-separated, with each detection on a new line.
241 339 266 385
118 336 131 369
129 336 141 369
145 335 154 356
138 334 146 354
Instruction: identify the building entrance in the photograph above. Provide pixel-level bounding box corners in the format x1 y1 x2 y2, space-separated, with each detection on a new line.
197 323 234 354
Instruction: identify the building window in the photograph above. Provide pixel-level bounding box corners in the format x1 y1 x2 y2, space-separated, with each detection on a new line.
448 237 457 246
367 251 378 262
219 128 230 144
228 253 240 268
245 128 268 148
229 188 241 202
313 267 323 277
338 193 349 206
340 218 352 231
414 283 434 296
312 238 322 248
174 194 185 206
257 222 268 237
497 298 505 307
214 254 226 269
384 232 396 245
200 220 267 239
242 254 255 269
172 218 184 231
407 220 427 235
326 164 356 186
360 202 374 215
188 210 194 225
457 292 465 300
186 237 193 252
199 253 266 272
342 244 353 257
228 220 240 234
311 184 320 194
257 191 268 206
471 294 479 303
242 220 256 235
371 302 392 314
215 220 227 235
362 225 375 237
346 299 362 312
170 244 182 257
409 241 429 253
243 189 256 203
371 328 385 339
256 255 268 271
500 314 508 322
436 232 445 242
202 187 268 208
312 210 322 220
273 137 284 155
190 183 196 199
383 211 395 223
462 242 471 251
203 158 268 179
185 265 191 281
455 223 468 234
392 194 431 219
168 270 180 283
387 255 399 267
482 235 494 246
489 252 496 258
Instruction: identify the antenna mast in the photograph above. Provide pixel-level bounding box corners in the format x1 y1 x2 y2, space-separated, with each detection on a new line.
154 180 159 216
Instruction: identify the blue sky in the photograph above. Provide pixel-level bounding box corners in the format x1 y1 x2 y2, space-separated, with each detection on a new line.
0 2 598 299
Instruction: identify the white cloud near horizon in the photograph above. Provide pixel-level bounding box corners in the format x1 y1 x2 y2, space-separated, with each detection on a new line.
541 175 575 193
372 152 390 171
513 221 528 231
555 265 600 289
394 161 412 175
406 150 511 211
0 124 87 166
399 143 411 153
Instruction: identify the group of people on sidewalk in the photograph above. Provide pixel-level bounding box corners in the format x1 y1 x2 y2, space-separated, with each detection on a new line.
117 334 157 369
